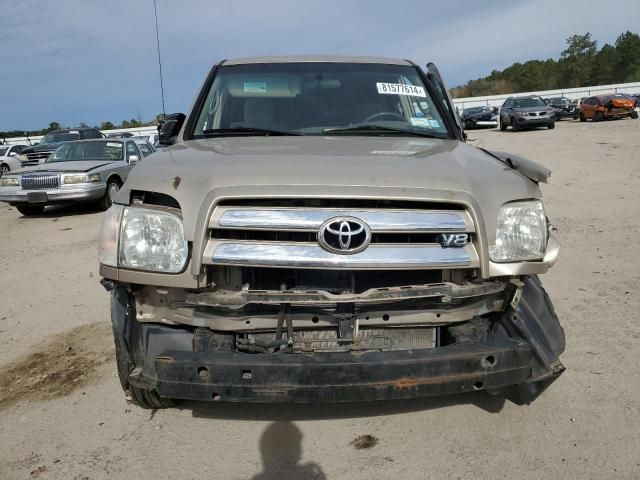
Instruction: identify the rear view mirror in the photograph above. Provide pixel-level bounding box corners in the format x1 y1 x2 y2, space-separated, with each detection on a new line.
129 155 140 163
158 113 186 146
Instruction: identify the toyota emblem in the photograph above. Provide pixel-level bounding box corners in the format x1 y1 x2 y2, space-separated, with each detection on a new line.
318 216 371 255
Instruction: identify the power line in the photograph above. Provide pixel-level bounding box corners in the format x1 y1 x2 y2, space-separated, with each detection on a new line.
153 0 166 118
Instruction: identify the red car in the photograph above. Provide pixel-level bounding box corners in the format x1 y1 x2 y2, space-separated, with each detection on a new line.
579 94 638 121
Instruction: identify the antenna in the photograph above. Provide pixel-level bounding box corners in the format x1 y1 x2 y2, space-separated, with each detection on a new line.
153 0 166 118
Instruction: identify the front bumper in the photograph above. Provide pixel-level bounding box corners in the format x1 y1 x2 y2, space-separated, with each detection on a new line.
153 339 533 402
515 116 554 126
0 184 105 205
110 275 566 404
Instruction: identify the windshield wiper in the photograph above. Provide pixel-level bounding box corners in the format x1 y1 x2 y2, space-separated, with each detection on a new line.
321 124 442 138
201 127 302 136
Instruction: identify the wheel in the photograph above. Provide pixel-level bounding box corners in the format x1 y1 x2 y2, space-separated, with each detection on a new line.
99 178 121 210
595 111 604 122
129 386 178 409
511 117 519 131
631 110 639 119
16 205 45 216
547 121 555 129
0 164 9 177
579 112 586 122
573 116 579 120
499 117 507 131
112 324 178 409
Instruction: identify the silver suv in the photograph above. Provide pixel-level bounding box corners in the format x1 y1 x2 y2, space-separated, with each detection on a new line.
98 56 565 408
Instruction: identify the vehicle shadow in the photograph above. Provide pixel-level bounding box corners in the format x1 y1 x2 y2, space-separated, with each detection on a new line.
184 391 506 421
15 203 104 219
250 421 326 480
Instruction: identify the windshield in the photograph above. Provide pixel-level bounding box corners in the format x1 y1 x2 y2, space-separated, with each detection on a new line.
0 147 8 156
514 98 546 108
463 107 488 115
193 63 449 138
549 97 570 105
42 132 80 143
47 141 123 163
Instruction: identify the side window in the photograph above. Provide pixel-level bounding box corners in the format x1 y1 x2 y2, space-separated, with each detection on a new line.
138 143 152 157
126 142 140 161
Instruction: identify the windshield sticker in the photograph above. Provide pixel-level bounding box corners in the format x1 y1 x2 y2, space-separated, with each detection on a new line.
244 82 267 93
377 83 426 97
106 142 122 147
428 119 440 128
410 117 431 128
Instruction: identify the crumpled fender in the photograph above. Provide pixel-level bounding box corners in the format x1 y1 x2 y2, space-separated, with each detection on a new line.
496 275 566 404
481 149 551 184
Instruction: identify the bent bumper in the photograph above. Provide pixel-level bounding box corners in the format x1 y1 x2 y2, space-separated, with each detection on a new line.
151 339 534 403
0 184 105 205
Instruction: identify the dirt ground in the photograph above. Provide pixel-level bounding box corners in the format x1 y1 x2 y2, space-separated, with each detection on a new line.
1 119 639 479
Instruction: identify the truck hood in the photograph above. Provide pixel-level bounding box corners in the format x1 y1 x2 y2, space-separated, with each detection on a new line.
120 136 545 241
13 160 114 174
21 142 67 153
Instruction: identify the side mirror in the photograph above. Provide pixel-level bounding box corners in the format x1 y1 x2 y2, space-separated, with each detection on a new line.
9 152 17 156
158 113 186 146
129 155 140 164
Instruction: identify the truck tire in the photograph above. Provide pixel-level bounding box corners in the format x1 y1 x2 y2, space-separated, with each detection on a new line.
112 325 178 409
129 386 177 409
595 111 604 122
0 164 9 177
499 117 507 131
579 112 586 122
16 205 45 216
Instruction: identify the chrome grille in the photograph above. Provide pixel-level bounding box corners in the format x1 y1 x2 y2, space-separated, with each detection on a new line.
23 151 53 166
203 203 479 270
22 173 59 190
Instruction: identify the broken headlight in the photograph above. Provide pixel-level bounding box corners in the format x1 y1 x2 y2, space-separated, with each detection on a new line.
98 205 188 273
489 200 548 262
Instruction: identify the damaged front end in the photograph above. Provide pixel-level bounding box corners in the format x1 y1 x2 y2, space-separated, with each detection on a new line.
109 272 564 405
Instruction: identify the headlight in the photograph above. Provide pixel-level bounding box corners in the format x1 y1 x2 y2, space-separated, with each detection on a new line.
0 176 20 187
18 154 28 162
62 173 101 184
98 205 188 273
489 200 548 262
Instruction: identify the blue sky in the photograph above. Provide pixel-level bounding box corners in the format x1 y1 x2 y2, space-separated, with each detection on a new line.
1 0 638 131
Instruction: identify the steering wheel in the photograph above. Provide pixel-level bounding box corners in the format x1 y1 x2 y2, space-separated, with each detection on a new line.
362 112 407 123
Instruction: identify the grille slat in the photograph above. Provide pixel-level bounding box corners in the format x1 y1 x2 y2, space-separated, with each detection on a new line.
22 173 59 190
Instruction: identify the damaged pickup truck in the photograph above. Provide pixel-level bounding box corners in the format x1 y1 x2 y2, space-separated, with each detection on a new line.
98 56 565 408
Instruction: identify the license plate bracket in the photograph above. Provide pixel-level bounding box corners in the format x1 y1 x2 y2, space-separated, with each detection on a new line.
27 192 48 203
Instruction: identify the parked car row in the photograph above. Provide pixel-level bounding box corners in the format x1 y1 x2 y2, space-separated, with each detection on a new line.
0 137 155 215
472 93 639 132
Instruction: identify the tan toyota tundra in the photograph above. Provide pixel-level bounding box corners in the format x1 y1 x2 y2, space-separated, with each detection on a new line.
98 56 565 408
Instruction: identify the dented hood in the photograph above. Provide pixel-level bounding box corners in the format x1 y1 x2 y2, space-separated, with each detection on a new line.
120 136 544 239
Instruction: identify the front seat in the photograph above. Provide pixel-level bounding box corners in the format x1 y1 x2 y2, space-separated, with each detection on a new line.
242 98 276 128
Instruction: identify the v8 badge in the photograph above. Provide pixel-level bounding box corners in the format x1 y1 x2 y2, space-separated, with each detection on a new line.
438 233 469 248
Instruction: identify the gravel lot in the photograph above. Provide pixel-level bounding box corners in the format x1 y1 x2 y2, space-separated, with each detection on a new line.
1 119 639 479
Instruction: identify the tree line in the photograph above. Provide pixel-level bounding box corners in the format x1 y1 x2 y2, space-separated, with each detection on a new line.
1 115 165 141
451 31 640 98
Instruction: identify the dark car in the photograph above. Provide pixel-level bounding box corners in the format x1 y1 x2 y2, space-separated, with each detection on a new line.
544 96 579 120
460 106 498 129
499 96 555 131
18 128 104 167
